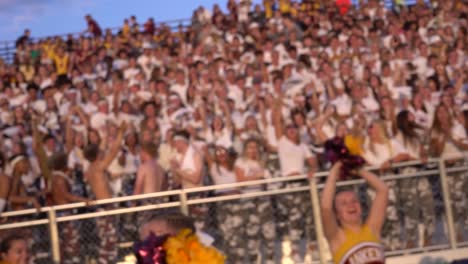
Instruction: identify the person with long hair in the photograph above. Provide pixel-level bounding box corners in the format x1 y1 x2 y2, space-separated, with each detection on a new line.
361 120 411 250
201 100 234 149
321 161 388 264
395 110 435 248
234 138 275 263
205 143 241 263
408 92 433 130
379 96 397 137
429 104 468 242
0 153 8 215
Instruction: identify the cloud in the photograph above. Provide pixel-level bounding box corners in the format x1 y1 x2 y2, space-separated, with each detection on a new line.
0 0 83 38
0 0 54 34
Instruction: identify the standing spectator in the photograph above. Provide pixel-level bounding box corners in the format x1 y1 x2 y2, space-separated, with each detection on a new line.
134 142 166 224
49 152 89 264
83 122 127 264
85 15 102 37
201 100 234 148
170 130 203 190
169 130 206 230
429 104 468 242
204 144 241 263
133 142 166 198
272 97 317 262
6 155 41 212
362 120 409 250
15 29 31 48
52 46 70 84
234 138 275 264
394 110 435 248
143 18 155 35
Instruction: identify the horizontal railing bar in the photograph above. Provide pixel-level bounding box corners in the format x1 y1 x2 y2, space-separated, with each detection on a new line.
0 155 465 219
183 173 312 194
0 18 191 43
316 169 441 190
56 201 181 222
385 244 451 256
0 189 184 217
57 186 312 222
0 219 49 230
445 165 468 173
458 241 468 247
186 186 311 206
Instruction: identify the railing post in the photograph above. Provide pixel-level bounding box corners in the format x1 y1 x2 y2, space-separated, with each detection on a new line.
309 177 329 263
179 190 189 216
47 208 61 263
438 159 457 249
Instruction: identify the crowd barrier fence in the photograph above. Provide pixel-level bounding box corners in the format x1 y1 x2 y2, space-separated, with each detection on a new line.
1 153 467 263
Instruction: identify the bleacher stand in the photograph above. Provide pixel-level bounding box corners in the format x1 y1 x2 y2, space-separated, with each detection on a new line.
0 0 467 263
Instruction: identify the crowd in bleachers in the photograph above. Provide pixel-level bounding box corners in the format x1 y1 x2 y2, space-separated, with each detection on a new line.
0 0 467 263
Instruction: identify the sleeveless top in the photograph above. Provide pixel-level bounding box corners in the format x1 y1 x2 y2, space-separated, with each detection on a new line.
53 171 73 187
333 225 385 264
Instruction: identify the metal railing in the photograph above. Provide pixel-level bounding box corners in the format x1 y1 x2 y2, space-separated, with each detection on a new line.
0 18 191 64
1 154 467 263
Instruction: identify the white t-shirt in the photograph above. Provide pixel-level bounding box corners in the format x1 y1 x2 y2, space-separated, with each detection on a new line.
210 165 237 194
408 107 432 129
204 128 233 148
177 145 202 189
123 67 140 80
432 123 466 159
277 136 313 177
234 158 270 193
331 93 352 116
170 83 188 104
90 112 110 130
394 132 421 159
362 138 406 167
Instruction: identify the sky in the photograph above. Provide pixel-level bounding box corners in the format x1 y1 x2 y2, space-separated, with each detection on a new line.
0 0 262 42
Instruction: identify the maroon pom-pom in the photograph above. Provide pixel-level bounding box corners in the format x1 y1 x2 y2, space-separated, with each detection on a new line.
324 137 365 180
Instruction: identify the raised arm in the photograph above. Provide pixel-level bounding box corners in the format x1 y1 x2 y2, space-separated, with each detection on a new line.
219 100 233 131
199 104 209 132
360 169 389 237
112 85 122 116
272 97 284 140
100 122 127 169
31 117 52 188
203 146 215 169
306 156 318 178
64 111 75 154
320 161 342 241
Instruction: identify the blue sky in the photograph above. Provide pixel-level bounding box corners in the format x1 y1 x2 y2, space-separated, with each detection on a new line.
0 0 262 42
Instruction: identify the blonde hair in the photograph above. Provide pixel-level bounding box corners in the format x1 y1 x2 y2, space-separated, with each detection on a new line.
368 120 392 156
